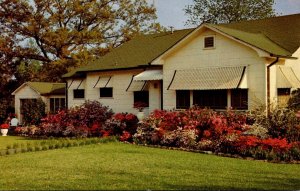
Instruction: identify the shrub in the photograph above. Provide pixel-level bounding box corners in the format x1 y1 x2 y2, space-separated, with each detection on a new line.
161 129 198 148
104 113 138 142
249 107 300 142
133 107 300 162
243 124 269 139
21 98 46 125
38 100 114 137
288 89 300 111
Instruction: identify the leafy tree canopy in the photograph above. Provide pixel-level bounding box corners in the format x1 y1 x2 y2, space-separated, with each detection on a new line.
0 0 161 82
184 0 277 26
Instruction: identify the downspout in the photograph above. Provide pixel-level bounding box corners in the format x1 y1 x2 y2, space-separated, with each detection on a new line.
267 57 279 115
64 79 68 109
160 80 163 110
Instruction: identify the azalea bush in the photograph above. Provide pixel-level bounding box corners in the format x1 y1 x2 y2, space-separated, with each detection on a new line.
16 100 114 138
21 98 46 125
104 113 139 142
134 108 248 148
133 107 300 162
14 101 140 140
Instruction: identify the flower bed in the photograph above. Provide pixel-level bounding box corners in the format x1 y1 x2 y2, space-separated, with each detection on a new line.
13 101 300 162
14 101 139 142
133 107 300 162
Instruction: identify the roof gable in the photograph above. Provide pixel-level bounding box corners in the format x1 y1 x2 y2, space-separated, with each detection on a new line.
12 82 66 95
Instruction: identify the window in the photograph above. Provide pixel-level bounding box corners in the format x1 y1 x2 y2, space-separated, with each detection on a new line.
231 89 248 110
134 91 149 107
50 98 66 113
73 89 85 99
204 36 214 48
277 88 290 107
100 87 113 98
193 90 227 109
176 90 190 109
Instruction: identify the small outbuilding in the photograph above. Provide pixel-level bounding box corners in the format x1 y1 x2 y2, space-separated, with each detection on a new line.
12 82 66 124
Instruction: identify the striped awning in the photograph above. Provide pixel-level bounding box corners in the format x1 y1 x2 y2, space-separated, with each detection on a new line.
168 66 247 90
277 66 300 88
68 79 85 89
126 75 148 91
93 76 113 88
134 70 163 81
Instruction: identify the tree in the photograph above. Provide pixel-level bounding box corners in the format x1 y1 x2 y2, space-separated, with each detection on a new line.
184 0 276 26
0 0 161 81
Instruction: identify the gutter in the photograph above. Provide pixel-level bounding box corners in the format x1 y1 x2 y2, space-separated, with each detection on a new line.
266 57 279 115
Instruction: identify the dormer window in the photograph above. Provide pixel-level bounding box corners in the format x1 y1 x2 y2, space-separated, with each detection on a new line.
204 36 215 48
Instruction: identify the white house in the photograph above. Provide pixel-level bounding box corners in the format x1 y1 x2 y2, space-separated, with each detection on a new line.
63 14 300 115
12 82 66 123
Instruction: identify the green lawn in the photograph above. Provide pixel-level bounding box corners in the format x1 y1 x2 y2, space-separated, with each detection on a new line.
0 137 299 190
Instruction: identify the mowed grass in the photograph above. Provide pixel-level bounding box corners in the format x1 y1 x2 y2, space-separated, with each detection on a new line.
0 138 299 190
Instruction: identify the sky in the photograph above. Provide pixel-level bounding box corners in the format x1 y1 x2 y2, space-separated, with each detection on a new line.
152 0 300 29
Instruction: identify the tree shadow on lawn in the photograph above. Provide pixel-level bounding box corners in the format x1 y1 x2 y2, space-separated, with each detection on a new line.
163 176 300 191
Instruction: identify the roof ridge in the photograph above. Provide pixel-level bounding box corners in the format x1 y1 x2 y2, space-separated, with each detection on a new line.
259 32 292 54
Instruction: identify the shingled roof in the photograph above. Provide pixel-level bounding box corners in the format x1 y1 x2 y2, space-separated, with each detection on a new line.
63 14 300 78
63 29 193 77
12 82 66 96
210 13 300 57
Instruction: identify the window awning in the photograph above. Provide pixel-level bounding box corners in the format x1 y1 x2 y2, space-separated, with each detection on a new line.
168 66 247 90
93 76 113 88
68 79 85 90
126 75 148 91
133 70 163 81
277 66 300 88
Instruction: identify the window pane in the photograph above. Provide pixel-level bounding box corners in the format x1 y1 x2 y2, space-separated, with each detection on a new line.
176 90 190 109
54 98 60 112
134 91 149 107
100 88 113 98
60 98 66 109
193 90 227 109
73 89 85 99
50 98 55 113
231 89 248 110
